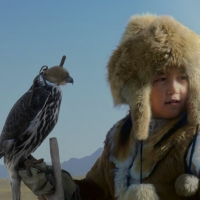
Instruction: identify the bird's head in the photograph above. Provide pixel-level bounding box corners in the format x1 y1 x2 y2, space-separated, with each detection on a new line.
41 56 74 86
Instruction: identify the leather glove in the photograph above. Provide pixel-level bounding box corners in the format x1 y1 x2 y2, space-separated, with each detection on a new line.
18 161 81 200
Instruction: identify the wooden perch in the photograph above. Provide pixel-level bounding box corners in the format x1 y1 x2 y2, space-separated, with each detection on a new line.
44 137 64 200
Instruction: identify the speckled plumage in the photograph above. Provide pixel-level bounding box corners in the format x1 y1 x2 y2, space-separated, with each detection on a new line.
0 57 73 200
0 75 62 167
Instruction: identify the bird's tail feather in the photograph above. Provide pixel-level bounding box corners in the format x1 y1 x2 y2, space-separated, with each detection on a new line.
0 149 4 159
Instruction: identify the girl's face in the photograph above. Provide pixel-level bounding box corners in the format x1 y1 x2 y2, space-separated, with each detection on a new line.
150 68 189 119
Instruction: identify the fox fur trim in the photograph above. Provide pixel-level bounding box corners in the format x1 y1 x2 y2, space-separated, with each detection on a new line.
109 116 196 198
121 184 159 200
175 174 199 197
107 14 200 140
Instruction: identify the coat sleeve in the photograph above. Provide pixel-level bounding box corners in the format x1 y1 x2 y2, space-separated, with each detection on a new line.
74 132 116 200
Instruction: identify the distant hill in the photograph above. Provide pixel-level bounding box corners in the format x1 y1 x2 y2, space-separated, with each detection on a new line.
0 147 103 178
61 147 103 176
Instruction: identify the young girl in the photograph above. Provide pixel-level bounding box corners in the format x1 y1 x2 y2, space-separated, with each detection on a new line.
74 14 200 200
19 14 200 200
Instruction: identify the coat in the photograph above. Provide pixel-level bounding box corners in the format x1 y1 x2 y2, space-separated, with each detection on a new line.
75 113 200 200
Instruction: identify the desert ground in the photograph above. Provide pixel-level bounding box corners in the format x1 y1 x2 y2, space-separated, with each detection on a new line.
0 178 37 200
0 176 84 200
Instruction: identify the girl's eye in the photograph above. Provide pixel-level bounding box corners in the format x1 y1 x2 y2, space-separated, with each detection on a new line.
154 77 166 82
180 75 187 80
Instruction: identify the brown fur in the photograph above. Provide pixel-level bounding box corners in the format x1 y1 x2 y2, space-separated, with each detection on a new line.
82 117 198 199
107 14 200 140
134 122 193 175
111 116 136 161
143 127 198 200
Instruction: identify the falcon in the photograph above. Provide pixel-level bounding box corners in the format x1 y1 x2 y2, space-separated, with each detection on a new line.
0 55 73 200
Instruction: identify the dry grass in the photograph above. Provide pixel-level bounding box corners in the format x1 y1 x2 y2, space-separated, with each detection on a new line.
73 176 85 180
0 176 85 200
0 178 37 200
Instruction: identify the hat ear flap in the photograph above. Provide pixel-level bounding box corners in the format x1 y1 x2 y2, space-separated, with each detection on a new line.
187 74 200 125
123 84 151 140
107 47 127 106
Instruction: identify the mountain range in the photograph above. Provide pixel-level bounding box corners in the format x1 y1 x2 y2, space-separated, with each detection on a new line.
0 147 103 178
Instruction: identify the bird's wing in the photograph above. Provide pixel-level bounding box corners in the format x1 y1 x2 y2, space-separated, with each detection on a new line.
0 85 50 148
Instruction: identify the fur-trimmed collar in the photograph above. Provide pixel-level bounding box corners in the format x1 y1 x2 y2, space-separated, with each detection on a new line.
108 114 194 198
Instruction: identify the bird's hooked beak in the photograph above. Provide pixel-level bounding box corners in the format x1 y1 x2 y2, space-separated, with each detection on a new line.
66 76 74 84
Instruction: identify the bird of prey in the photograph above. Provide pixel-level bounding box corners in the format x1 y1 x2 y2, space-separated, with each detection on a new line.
0 55 73 200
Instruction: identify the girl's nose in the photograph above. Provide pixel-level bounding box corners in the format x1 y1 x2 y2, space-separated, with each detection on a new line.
167 90 178 95
167 81 178 94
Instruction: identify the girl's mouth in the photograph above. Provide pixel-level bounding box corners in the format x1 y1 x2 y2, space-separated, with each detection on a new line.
165 100 180 105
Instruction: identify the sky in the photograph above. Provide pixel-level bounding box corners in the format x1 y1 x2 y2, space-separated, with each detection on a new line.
1 0 200 165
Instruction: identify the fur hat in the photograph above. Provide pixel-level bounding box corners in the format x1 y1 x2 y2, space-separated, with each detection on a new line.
107 14 200 141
